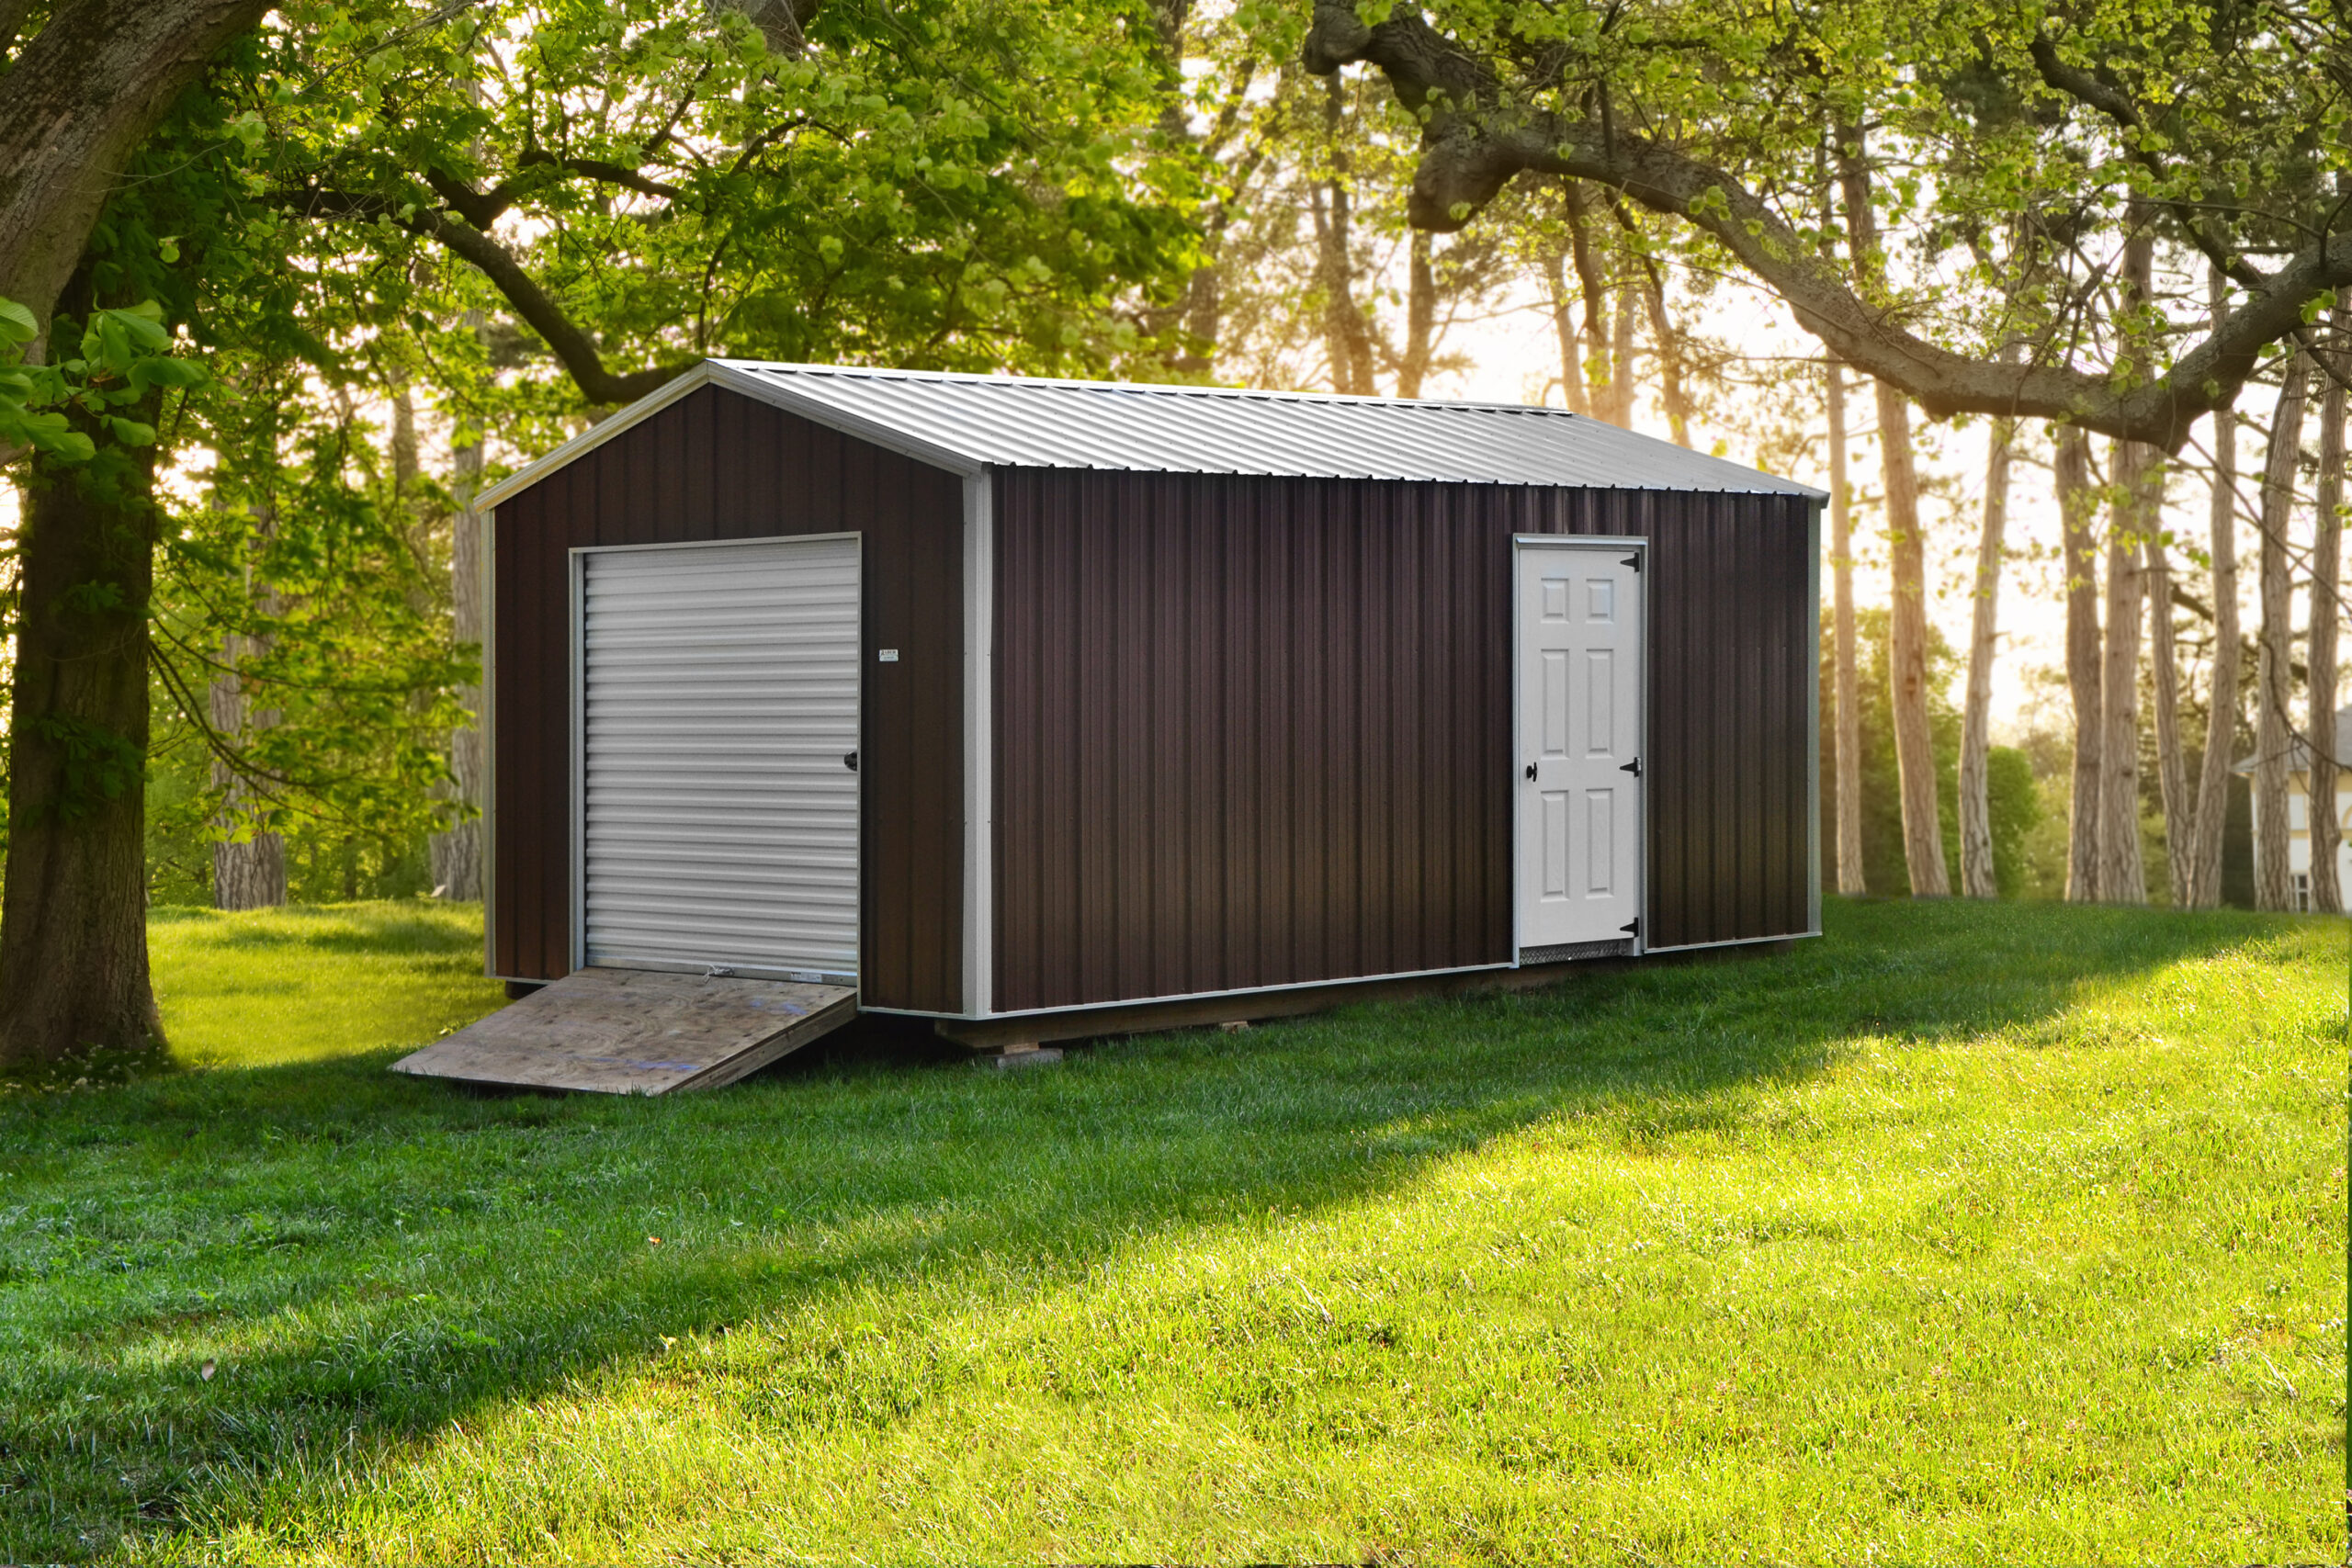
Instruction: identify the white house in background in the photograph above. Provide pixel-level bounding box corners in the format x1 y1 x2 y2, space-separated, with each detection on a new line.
2238 702 2352 911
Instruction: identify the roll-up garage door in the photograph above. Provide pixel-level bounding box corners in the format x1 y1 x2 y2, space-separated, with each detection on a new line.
581 536 860 982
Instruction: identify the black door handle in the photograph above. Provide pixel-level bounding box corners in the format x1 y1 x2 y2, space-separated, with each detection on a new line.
1620 757 1641 777
1524 762 1537 781
843 750 858 773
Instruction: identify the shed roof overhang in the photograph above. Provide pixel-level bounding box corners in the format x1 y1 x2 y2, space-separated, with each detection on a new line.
477 358 1826 513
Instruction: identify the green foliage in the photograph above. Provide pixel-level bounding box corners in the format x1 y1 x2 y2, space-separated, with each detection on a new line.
254 0 1200 413
15 0 1209 901
0 899 2338 1559
0 295 204 464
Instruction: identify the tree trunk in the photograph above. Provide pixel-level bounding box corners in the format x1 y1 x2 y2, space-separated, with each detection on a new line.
208 632 286 909
2307 315 2344 914
1603 282 1638 429
208 493 285 909
1311 73 1375 397
2099 223 2165 904
0 407 164 1070
1637 265 1690 446
1827 356 1865 895
1396 228 1435 398
1544 249 1589 415
1837 122 1945 895
2097 438 2153 903
1563 183 1610 416
431 400 486 903
2187 296 2242 909
2255 355 2310 911
2145 515 2191 907
1958 413 2013 898
0 0 271 330
1876 381 1950 895
2056 425 2104 901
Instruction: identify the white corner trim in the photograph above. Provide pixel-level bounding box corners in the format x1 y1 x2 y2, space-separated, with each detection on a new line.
963 472 995 1017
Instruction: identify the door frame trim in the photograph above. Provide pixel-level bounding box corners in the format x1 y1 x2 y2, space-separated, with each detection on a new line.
569 532 865 992
1509 534 1649 965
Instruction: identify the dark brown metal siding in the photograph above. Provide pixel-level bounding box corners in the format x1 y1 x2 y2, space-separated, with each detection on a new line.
991 471 1814 1012
489 385 965 1010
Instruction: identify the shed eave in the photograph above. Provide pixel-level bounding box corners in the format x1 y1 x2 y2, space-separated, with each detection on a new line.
473 361 989 513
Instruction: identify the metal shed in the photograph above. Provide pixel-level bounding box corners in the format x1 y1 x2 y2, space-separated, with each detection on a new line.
424 359 1824 1077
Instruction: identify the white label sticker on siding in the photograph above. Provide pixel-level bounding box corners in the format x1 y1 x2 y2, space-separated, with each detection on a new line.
877 649 899 662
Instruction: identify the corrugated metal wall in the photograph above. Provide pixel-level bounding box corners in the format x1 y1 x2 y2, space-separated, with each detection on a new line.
491 386 966 1010
991 471 1815 1013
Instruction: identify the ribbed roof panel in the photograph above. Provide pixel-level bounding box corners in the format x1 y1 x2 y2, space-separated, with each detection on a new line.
713 360 1822 496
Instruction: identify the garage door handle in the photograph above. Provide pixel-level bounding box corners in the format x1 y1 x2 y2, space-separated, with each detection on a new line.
843 750 858 773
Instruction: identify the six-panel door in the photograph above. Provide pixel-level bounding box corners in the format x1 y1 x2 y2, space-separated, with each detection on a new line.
1516 539 1644 955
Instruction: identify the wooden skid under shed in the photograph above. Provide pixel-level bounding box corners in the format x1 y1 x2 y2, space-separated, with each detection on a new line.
392 968 858 1095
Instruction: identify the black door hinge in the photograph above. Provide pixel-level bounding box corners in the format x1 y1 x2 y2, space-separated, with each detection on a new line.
1623 553 1642 572
1619 756 1642 777
1525 762 1538 781
843 750 859 773
1621 917 1641 937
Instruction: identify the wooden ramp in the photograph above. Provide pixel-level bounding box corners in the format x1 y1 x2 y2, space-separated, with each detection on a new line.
391 968 858 1095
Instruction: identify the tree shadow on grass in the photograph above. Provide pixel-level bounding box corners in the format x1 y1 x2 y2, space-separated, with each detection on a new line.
0 897 2312 1559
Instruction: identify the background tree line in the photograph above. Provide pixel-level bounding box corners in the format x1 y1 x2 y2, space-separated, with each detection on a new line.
0 0 2343 1073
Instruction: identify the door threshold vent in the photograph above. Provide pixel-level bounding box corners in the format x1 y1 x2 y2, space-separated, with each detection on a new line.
1520 939 1635 965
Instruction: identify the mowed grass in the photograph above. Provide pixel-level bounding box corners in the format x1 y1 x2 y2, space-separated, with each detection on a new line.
0 899 2341 1564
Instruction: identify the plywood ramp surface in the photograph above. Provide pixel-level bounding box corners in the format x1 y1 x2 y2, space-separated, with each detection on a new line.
391 968 858 1095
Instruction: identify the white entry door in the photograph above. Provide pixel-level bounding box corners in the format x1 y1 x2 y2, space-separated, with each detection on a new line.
578 536 860 983
1515 537 1645 958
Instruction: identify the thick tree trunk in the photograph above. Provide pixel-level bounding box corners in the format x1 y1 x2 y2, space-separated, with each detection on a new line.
1827 356 1865 895
0 0 271 328
1876 382 1950 895
0 423 164 1070
431 416 486 902
2187 300 2242 908
2098 439 2153 903
1958 414 2013 898
2255 355 2310 911
2056 426 2104 901
2308 315 2344 914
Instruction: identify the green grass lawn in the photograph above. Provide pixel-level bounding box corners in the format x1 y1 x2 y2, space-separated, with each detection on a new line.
0 898 2341 1564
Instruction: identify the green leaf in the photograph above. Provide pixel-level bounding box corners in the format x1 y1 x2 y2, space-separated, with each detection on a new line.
0 297 36 344
107 417 159 446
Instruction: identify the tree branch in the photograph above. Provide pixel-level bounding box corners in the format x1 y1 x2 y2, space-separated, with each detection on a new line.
1302 0 2351 450
288 186 690 405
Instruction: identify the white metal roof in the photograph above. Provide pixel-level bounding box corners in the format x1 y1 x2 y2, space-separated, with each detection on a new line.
478 358 1825 510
